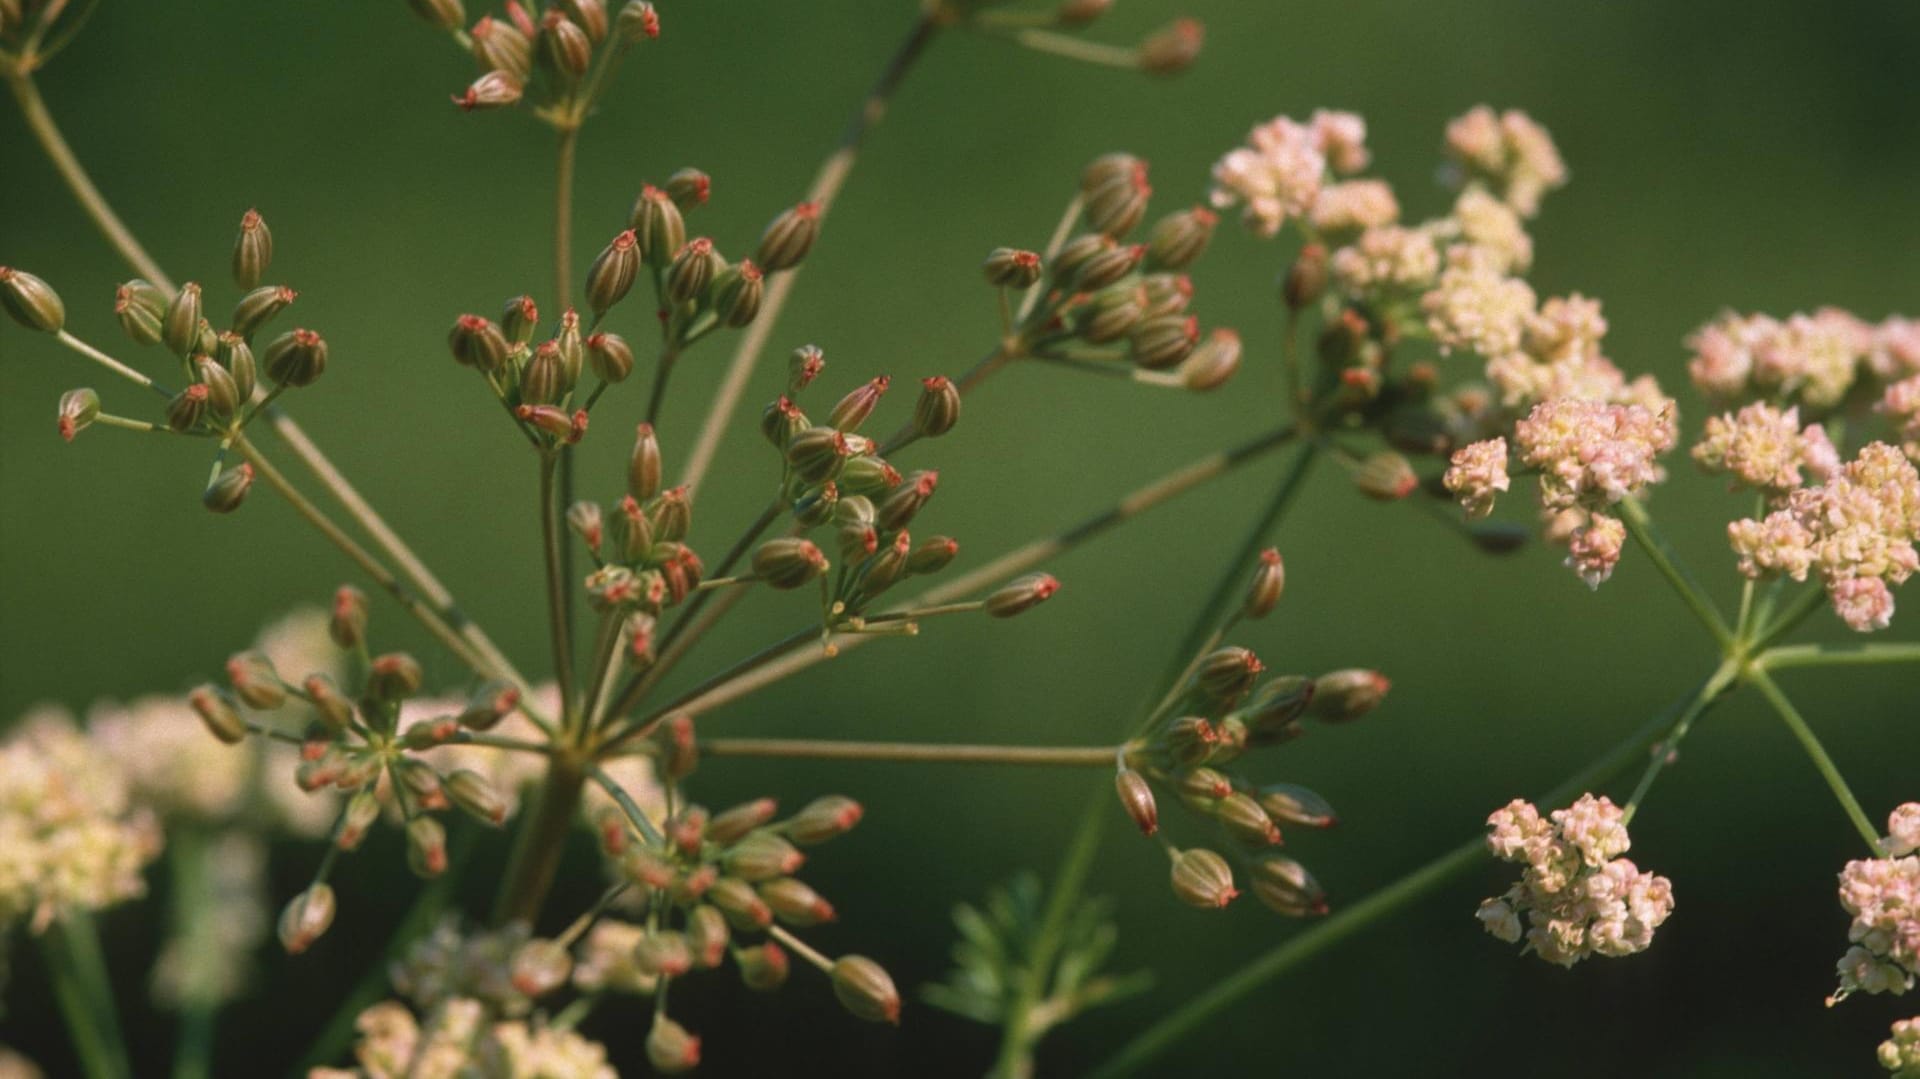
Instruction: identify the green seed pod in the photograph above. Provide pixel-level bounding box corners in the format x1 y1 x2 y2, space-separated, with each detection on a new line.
501 294 539 345
735 942 789 991
792 481 840 528
754 201 820 272
615 0 661 45
628 185 685 269
166 384 210 432
56 388 99 442
1217 791 1282 847
761 396 806 450
1181 327 1243 391
855 531 911 597
537 10 592 78
1050 233 1107 286
831 956 900 1025
1170 847 1238 909
1138 17 1204 77
1083 161 1151 238
1284 242 1328 311
760 877 835 927
1081 152 1142 194
712 259 765 327
554 308 584 384
330 585 368 649
1073 240 1145 291
162 282 203 356
581 331 632 384
664 167 709 210
560 0 608 43
225 650 285 709
834 494 876 527
1240 674 1314 742
367 652 424 702
1249 854 1326 917
303 673 353 732
1174 765 1232 811
215 333 257 402
708 876 773 931
1160 716 1218 768
114 279 166 344
277 883 335 954
752 537 828 590
1194 646 1263 703
912 376 960 438
195 356 240 419
707 798 779 846
686 904 730 968
1352 450 1418 501
786 425 848 485
446 768 508 826
829 375 889 432
458 680 520 732
471 15 533 79
1115 768 1158 836
985 572 1059 618
232 285 296 340
508 938 572 1000
1145 205 1218 271
452 69 522 111
612 497 653 563
664 237 720 305
982 246 1042 288
406 0 464 29
836 454 900 497
231 209 273 290
1257 783 1338 830
1129 313 1199 370
0 267 64 333
1242 548 1285 619
646 485 691 543
337 789 380 850
520 342 564 405
623 423 662 502
877 469 937 532
721 832 803 882
906 535 959 576
449 314 510 372
263 328 327 387
405 816 448 878
1140 272 1193 317
1308 668 1390 723
781 795 862 845
645 1016 700 1075
837 521 878 565
586 229 640 316
189 685 248 744
1079 286 1144 344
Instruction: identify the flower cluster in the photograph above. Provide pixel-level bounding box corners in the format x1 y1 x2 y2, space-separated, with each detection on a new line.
1692 401 1838 495
1686 308 1920 410
1884 1016 1920 1078
1882 374 1920 462
1209 110 1371 236
1112 550 1386 916
313 996 616 1079
0 710 162 933
441 0 660 114
1727 442 1920 631
1477 794 1674 967
1441 105 1568 218
1831 804 1920 1003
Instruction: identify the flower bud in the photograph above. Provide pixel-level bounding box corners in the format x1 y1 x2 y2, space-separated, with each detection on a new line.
1080 152 1141 193
1242 548 1285 619
983 247 1043 289
608 421 660 502
1138 17 1203 76
567 499 605 556
616 0 661 44
586 230 640 316
629 185 685 268
210 334 256 403
1180 328 1242 391
1352 450 1417 501
854 530 911 597
829 375 889 432
782 795 863 846
755 202 820 272
226 650 286 709
446 315 509 374
753 537 829 590
1053 233 1112 286
501 294 538 345
665 237 719 304
337 789 380 850
713 259 765 327
645 1016 700 1075
471 15 533 79
1115 768 1158 836
788 345 825 393
454 69 523 111
232 285 297 339
264 328 327 387
278 883 335 954
538 10 592 77
1217 791 1282 847
722 832 804 882
406 816 449 877
330 586 369 649
1308 669 1390 723
646 485 691 543
1130 313 1199 370
708 876 773 931
1250 854 1326 917
189 685 248 744
912 376 961 438
407 0 464 29
1079 286 1144 344
831 956 900 1025
986 572 1059 618
304 673 353 732
231 209 273 291
736 942 789 991
1174 765 1233 810
1140 273 1192 317
0 267 63 333
1160 715 1217 768
162 282 204 356
459 680 520 731
637 932 696 979
877 470 937 532
519 342 564 405
510 937 572 997
1257 783 1337 829
195 355 241 419
166 384 209 433
1145 206 1217 271
446 769 508 826
367 652 424 702
1284 243 1328 311
1170 847 1238 909
115 279 166 344
907 535 959 575
1194 646 1263 703
761 877 836 926
707 797 779 846
57 388 99 442
612 496 653 563
1083 160 1151 238
836 454 900 497
664 167 710 210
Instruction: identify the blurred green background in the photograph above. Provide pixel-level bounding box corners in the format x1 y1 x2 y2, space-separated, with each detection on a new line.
3 0 1918 1075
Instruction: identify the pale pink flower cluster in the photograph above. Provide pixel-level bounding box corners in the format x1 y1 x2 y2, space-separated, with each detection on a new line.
1869 318 1920 381
1727 442 1920 631
1516 396 1676 512
1832 807 1920 1003
1891 804 1920 857
1447 188 1533 273
1329 225 1440 295
1685 308 1908 408
1881 375 1920 461
1477 794 1674 966
1209 110 1369 237
1884 1016 1920 1077
1443 437 1510 519
313 997 615 1079
1421 246 1537 358
1565 514 1627 588
1308 179 1400 234
1692 402 1836 493
1442 105 1568 217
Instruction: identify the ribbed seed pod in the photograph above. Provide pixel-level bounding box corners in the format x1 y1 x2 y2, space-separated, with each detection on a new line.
586 332 634 383
232 209 273 290
983 247 1042 288
713 259 765 327
985 573 1059 618
1169 847 1238 909
263 328 328 387
831 956 900 1025
1144 206 1217 271
753 537 828 590
586 230 640 316
755 201 820 272
162 282 204 357
114 279 166 344
628 185 685 268
665 237 719 304
0 267 64 332
232 285 296 339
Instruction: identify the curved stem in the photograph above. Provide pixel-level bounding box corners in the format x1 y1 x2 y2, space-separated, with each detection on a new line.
1617 495 1733 651
1747 667 1885 855
699 738 1117 766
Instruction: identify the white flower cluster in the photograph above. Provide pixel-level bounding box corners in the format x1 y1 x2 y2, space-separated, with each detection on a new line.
311 997 616 1079
1477 794 1674 967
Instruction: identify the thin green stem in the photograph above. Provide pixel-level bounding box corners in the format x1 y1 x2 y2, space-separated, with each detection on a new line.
538 453 578 727
1621 658 1741 824
53 330 167 394
40 914 132 1079
1617 495 1734 651
698 738 1117 766
1758 641 1920 671
553 123 582 685
587 764 667 847
989 26 1138 69
1748 668 1885 855
1749 583 1828 653
766 924 834 974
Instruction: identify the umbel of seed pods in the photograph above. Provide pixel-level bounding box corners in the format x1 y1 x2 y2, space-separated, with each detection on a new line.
426 0 663 113
1111 549 1390 914
7 211 324 513
980 152 1243 393
186 585 521 954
